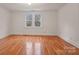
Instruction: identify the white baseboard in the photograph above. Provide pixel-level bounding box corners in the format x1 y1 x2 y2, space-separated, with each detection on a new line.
58 35 79 48
0 34 10 39
11 33 57 36
10 32 57 36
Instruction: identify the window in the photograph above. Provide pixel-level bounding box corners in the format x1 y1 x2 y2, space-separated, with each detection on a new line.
25 13 41 27
35 14 41 27
26 14 32 26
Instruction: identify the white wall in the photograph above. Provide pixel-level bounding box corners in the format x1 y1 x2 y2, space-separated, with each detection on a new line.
0 6 11 39
58 4 79 47
11 11 57 35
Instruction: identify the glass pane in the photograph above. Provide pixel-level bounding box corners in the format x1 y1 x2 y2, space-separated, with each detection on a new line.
35 21 40 26
26 14 32 21
35 14 40 21
26 21 32 26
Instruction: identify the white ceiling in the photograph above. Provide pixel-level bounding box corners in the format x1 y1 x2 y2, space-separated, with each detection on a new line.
0 3 65 11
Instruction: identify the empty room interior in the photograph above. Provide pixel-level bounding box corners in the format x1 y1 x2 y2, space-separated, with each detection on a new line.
0 3 79 55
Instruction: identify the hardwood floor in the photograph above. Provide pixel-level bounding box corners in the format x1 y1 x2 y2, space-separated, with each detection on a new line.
0 35 79 55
